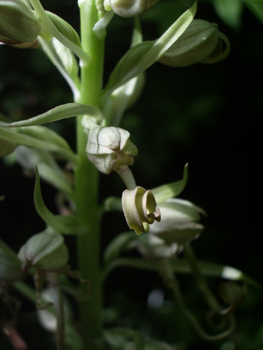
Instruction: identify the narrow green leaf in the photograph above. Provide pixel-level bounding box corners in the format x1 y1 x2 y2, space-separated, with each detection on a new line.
0 103 103 128
244 0 263 23
0 127 77 164
19 125 71 151
34 169 86 234
104 328 144 350
213 0 244 30
102 2 197 100
102 257 261 288
38 163 74 198
152 164 188 204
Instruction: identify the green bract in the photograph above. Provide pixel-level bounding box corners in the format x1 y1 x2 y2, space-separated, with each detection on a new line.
0 0 41 45
46 11 81 48
86 126 138 175
18 230 69 272
104 0 159 18
122 186 161 235
158 19 230 67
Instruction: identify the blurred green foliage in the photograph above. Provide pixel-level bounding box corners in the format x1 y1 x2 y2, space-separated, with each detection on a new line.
1 0 263 349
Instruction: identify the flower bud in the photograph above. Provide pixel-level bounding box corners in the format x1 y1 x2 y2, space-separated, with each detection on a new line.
0 0 41 46
149 198 205 244
104 0 159 18
0 137 16 158
158 19 230 67
219 282 247 311
18 230 69 272
122 186 161 235
86 126 138 175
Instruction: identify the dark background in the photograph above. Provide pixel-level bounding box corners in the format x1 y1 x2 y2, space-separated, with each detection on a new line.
1 0 263 349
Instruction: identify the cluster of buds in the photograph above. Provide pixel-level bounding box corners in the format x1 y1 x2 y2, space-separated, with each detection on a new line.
158 19 230 67
104 0 159 18
0 0 41 48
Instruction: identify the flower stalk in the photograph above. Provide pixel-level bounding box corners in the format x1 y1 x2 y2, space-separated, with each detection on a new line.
75 0 105 348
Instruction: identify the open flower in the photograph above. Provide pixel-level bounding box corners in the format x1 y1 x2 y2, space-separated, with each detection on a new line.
86 126 138 174
122 186 161 235
149 198 205 245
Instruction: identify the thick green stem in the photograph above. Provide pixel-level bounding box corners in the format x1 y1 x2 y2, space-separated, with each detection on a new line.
75 1 105 349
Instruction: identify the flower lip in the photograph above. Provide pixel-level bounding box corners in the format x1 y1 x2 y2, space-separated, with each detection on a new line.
122 186 161 235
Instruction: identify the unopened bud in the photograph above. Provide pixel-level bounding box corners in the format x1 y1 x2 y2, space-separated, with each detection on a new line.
122 186 161 235
86 126 138 175
104 0 159 18
18 230 69 273
219 282 247 311
158 19 230 67
0 0 41 46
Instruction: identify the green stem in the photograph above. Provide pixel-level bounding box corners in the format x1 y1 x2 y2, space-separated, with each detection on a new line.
183 242 222 313
75 1 105 349
47 273 66 350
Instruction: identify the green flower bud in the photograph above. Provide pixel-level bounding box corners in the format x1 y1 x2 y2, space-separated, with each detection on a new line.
0 0 41 46
104 0 159 18
149 198 205 244
158 19 230 67
0 137 16 158
122 186 161 235
18 230 69 272
219 282 247 311
86 126 138 175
